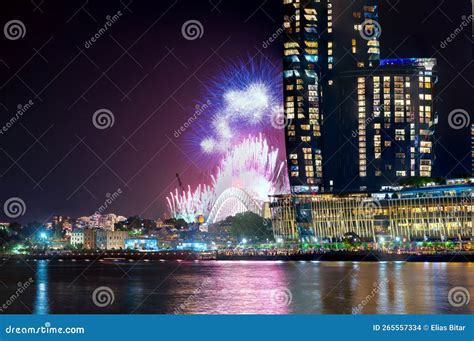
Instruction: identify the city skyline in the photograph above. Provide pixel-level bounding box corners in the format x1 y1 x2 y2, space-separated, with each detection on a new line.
0 0 473 325
0 0 472 223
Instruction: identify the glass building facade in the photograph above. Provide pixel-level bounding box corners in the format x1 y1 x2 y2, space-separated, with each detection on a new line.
276 1 456 244
271 184 474 243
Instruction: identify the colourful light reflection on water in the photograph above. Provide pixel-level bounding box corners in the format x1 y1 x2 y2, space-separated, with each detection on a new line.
0 260 471 314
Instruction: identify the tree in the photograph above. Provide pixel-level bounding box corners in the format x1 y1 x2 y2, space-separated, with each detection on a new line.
399 177 439 187
227 212 273 243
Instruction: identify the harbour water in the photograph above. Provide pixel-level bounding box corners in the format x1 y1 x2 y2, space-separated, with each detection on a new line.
0 259 472 314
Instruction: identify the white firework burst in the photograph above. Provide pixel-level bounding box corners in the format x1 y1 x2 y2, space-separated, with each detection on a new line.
166 134 288 223
166 185 215 223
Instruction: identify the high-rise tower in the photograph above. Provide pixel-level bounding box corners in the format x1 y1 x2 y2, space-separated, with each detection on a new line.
283 0 324 193
283 0 381 193
336 58 438 191
283 0 437 193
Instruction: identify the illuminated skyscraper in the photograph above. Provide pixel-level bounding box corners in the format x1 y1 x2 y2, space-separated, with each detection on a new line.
283 0 437 192
335 58 438 191
283 0 324 193
283 0 381 193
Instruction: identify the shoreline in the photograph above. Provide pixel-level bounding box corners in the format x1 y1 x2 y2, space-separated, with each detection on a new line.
2 250 474 263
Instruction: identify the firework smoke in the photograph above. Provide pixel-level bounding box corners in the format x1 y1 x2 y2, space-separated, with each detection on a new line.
167 134 288 223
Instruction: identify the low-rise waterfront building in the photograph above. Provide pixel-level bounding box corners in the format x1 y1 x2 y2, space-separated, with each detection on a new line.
96 230 129 250
70 229 128 250
83 229 96 249
176 241 208 251
70 230 85 246
125 238 159 251
271 183 474 243
71 229 97 249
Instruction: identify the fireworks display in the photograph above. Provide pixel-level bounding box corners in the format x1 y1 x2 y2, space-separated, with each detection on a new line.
167 135 287 223
187 59 285 158
166 185 215 223
167 59 288 223
211 134 285 203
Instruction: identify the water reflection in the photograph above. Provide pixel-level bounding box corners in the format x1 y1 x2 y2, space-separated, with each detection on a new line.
0 260 471 314
33 260 49 315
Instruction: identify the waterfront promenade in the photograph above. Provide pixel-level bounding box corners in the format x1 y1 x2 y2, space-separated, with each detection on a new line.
3 249 474 262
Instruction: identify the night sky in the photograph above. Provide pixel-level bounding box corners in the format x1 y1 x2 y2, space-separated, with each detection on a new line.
0 0 472 223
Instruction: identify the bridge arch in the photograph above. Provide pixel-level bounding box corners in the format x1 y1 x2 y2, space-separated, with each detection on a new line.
206 187 262 224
